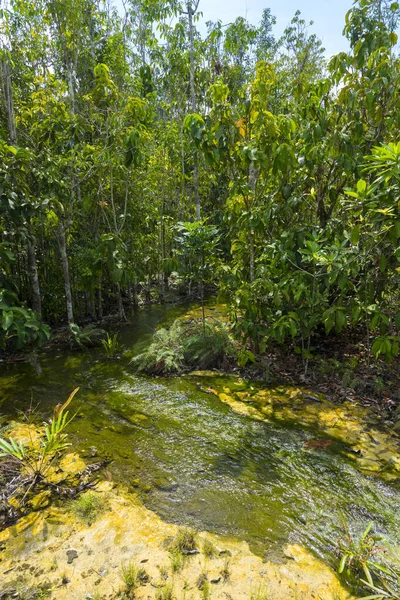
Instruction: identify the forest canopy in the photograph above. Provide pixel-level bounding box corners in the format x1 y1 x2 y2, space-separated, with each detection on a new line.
1 0 400 364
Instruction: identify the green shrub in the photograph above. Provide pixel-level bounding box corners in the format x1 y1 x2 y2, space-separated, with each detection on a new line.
156 584 175 600
132 318 235 374
183 321 235 369
169 550 184 572
101 333 122 357
69 323 105 348
131 320 185 374
202 538 217 559
337 521 400 597
0 387 79 485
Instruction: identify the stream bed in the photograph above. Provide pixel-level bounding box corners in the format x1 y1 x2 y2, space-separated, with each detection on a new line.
1 304 400 568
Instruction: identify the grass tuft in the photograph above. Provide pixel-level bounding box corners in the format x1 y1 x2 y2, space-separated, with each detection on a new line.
69 492 106 524
120 561 148 591
170 527 198 554
202 538 217 559
155 583 175 600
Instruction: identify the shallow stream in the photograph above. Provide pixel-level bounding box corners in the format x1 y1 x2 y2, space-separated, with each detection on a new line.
1 303 400 567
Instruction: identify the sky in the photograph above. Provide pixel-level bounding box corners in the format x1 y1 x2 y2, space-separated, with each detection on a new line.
116 0 354 58
194 0 353 57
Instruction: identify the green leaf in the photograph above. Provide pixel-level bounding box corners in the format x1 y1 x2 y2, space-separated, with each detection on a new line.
351 224 360 245
2 310 13 331
357 179 367 194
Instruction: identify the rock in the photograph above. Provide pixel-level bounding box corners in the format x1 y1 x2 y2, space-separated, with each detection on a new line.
66 549 78 564
210 576 222 584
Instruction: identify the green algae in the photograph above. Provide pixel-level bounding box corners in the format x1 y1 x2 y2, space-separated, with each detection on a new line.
0 302 400 571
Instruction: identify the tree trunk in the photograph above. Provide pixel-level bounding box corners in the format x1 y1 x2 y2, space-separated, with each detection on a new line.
115 282 126 320
0 59 17 145
187 1 201 220
57 221 74 324
27 237 42 317
97 281 103 320
133 276 139 308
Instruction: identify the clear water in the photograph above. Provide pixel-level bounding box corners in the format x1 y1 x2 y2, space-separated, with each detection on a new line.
1 304 399 565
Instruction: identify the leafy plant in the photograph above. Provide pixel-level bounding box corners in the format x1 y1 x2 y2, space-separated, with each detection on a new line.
132 318 235 375
155 584 175 600
169 550 184 572
0 289 50 350
202 538 217 559
131 320 185 374
183 320 236 369
101 333 122 357
337 521 400 597
120 561 148 591
0 387 79 484
69 324 106 349
169 527 198 555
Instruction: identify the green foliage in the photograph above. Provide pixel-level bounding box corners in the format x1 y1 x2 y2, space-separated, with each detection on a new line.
69 492 107 524
69 324 105 349
132 319 235 374
183 321 236 369
0 387 79 482
169 550 184 572
132 320 185 374
202 538 218 559
169 527 198 555
0 289 50 351
101 333 122 357
120 561 140 591
2 0 400 371
337 522 400 598
155 584 175 600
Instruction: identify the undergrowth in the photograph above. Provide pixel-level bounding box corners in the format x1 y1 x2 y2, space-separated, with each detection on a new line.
132 318 235 374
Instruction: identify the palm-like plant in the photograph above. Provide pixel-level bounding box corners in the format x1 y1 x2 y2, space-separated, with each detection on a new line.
101 333 122 357
0 387 79 482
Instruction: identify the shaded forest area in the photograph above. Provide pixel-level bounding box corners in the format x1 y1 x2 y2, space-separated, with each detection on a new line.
1 0 400 389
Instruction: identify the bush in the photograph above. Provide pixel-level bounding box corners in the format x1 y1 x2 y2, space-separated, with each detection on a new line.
132 318 235 375
131 320 185 374
183 321 235 369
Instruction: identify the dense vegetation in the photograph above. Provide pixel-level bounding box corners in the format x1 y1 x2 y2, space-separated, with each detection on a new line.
1 0 400 366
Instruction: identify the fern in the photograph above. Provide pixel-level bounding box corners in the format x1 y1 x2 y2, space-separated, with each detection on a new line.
183 321 235 369
132 320 185 374
131 319 235 374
